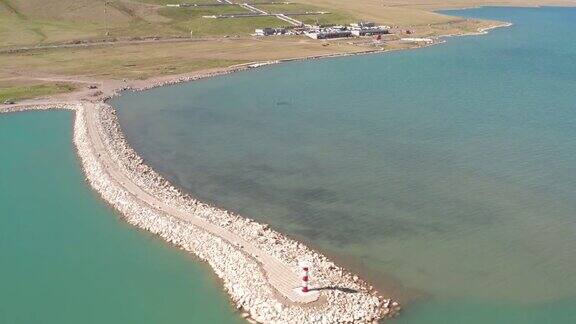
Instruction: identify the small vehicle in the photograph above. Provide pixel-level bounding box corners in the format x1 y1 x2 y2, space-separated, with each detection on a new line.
3 99 15 105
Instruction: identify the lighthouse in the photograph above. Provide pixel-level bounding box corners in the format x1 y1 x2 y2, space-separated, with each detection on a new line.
302 265 310 293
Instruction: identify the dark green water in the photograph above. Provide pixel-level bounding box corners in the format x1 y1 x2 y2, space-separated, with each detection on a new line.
112 7 576 322
0 111 241 324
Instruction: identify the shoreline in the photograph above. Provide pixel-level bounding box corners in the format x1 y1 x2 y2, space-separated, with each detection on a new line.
109 20 513 96
0 19 513 323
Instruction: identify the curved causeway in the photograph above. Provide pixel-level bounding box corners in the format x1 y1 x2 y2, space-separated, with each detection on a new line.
84 102 318 304
1 100 399 323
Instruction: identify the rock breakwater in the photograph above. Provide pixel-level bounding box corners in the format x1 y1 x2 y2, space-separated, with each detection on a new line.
1 101 399 323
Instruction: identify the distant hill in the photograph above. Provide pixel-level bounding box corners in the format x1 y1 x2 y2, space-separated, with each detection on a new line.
7 0 571 47
0 0 180 46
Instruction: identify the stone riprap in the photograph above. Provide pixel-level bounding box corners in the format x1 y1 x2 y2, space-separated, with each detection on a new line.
0 99 399 323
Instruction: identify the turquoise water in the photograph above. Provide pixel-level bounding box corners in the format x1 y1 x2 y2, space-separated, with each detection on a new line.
0 111 241 324
112 7 576 323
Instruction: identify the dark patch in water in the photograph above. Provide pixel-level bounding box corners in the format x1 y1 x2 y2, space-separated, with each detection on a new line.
275 101 292 107
291 187 340 203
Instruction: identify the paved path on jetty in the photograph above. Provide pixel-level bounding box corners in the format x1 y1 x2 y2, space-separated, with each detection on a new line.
83 102 319 304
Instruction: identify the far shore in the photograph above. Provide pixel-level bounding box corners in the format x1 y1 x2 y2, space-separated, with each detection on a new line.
4 16 512 106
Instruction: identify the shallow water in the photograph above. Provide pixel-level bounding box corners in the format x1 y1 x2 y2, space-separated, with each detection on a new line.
112 7 576 322
0 111 241 324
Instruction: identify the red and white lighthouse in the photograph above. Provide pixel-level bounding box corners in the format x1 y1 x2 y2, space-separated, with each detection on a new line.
301 266 310 293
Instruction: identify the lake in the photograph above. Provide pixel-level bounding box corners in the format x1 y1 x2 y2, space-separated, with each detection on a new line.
0 111 241 324
112 7 576 323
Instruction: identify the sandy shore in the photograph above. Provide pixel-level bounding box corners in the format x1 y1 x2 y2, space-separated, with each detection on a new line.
0 20 515 323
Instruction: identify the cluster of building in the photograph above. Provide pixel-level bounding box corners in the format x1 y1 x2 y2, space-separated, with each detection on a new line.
254 27 289 36
304 22 390 39
165 3 193 7
350 21 390 36
254 22 390 39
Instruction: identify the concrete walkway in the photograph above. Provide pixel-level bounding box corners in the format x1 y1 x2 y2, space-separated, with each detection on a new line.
84 102 319 304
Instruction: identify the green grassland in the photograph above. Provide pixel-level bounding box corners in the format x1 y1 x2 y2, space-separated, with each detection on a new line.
256 3 354 26
0 82 75 101
0 0 346 46
293 13 351 26
137 0 220 4
4 46 247 79
158 5 289 35
0 37 367 79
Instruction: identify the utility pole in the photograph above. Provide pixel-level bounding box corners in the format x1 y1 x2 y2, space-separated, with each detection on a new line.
104 1 110 36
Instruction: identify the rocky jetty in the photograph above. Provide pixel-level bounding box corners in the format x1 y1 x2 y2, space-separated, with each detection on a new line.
1 101 400 323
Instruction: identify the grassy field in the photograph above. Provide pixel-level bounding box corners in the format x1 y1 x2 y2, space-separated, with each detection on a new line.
2 0 574 47
256 3 354 25
0 37 370 80
137 0 220 4
1 48 245 80
292 12 353 26
0 0 345 46
0 82 75 101
158 5 289 35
